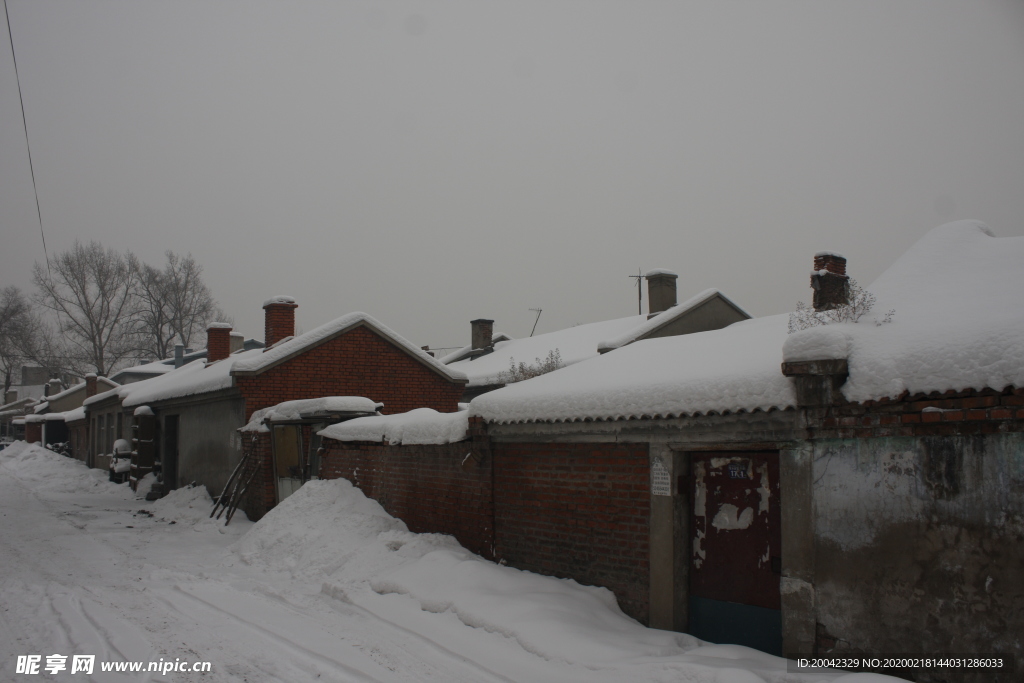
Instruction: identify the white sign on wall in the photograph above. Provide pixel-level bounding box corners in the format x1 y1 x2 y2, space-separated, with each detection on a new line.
651 457 672 497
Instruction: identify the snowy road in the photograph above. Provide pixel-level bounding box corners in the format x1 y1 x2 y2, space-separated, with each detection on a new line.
0 443 882 683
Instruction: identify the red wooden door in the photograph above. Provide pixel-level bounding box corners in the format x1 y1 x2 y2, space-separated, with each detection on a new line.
688 451 782 653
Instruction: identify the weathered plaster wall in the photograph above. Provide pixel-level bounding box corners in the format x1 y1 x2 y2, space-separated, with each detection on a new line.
169 397 246 497
811 433 1024 681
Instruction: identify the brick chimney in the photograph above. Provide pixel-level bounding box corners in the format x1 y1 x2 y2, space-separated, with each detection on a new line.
206 322 233 362
645 269 678 318
85 373 98 399
471 319 494 351
263 296 298 349
46 378 61 397
811 252 850 311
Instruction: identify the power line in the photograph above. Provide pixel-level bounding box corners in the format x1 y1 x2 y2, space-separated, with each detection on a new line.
3 0 49 275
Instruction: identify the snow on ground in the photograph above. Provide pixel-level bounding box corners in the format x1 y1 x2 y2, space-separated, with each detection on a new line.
1 440 894 682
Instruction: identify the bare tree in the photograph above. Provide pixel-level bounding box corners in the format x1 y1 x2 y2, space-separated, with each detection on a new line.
33 241 140 376
0 287 31 396
133 251 219 360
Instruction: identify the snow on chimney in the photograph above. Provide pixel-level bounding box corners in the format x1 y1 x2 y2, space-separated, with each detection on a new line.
206 322 233 363
471 319 494 351
645 269 678 318
263 296 298 349
85 373 98 398
811 252 850 311
46 378 61 397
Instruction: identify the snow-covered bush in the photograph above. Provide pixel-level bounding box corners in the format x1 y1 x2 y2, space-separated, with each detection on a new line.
788 279 894 333
497 349 563 384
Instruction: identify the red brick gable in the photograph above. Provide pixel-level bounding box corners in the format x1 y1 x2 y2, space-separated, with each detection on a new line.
235 325 464 421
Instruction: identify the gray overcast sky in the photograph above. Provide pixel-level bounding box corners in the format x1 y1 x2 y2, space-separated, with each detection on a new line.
2 1 1023 354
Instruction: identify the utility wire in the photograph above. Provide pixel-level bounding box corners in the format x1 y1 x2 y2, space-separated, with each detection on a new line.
3 0 49 275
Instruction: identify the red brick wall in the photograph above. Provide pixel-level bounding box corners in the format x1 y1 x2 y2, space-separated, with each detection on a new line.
320 438 494 558
264 302 297 348
491 442 651 624
236 324 465 521
815 386 1024 438
236 325 464 422
206 326 232 362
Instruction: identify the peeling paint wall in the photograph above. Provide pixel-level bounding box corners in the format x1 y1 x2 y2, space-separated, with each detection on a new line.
811 434 1024 681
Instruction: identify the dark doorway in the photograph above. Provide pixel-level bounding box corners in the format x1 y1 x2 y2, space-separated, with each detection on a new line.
689 451 782 655
163 415 179 492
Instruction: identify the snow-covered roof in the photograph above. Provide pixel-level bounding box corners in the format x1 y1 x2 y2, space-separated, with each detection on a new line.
472 220 1023 425
319 407 470 445
597 288 751 352
121 348 263 407
111 361 175 378
446 315 648 388
784 220 1024 402
470 314 795 424
63 407 86 422
436 333 513 365
240 397 383 432
83 385 128 407
35 377 120 407
231 311 466 383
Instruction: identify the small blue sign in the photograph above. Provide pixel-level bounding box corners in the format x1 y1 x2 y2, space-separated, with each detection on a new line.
727 462 747 479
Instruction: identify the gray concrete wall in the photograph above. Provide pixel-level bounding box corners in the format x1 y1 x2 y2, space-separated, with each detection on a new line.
643 296 748 340
810 433 1024 678
163 397 245 498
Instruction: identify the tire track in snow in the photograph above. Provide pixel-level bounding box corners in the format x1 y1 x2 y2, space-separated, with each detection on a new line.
160 583 397 683
319 585 519 683
46 587 154 683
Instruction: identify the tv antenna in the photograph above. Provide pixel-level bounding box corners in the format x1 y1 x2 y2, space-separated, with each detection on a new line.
628 269 643 315
528 308 543 337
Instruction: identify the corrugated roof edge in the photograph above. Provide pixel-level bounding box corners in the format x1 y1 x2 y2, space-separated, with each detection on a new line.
597 288 752 352
231 311 468 383
478 404 796 426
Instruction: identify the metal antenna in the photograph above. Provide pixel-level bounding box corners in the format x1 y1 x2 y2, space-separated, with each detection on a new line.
528 308 542 337
628 269 643 315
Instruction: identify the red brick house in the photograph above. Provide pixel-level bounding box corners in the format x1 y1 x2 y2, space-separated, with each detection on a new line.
114 297 466 516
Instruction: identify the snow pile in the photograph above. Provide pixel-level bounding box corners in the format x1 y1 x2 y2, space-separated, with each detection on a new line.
319 408 470 445
471 314 795 424
446 314 648 387
372 549 696 664
0 441 124 495
597 289 751 352
149 484 249 527
232 311 466 382
784 221 1024 401
236 479 408 577
240 396 382 432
